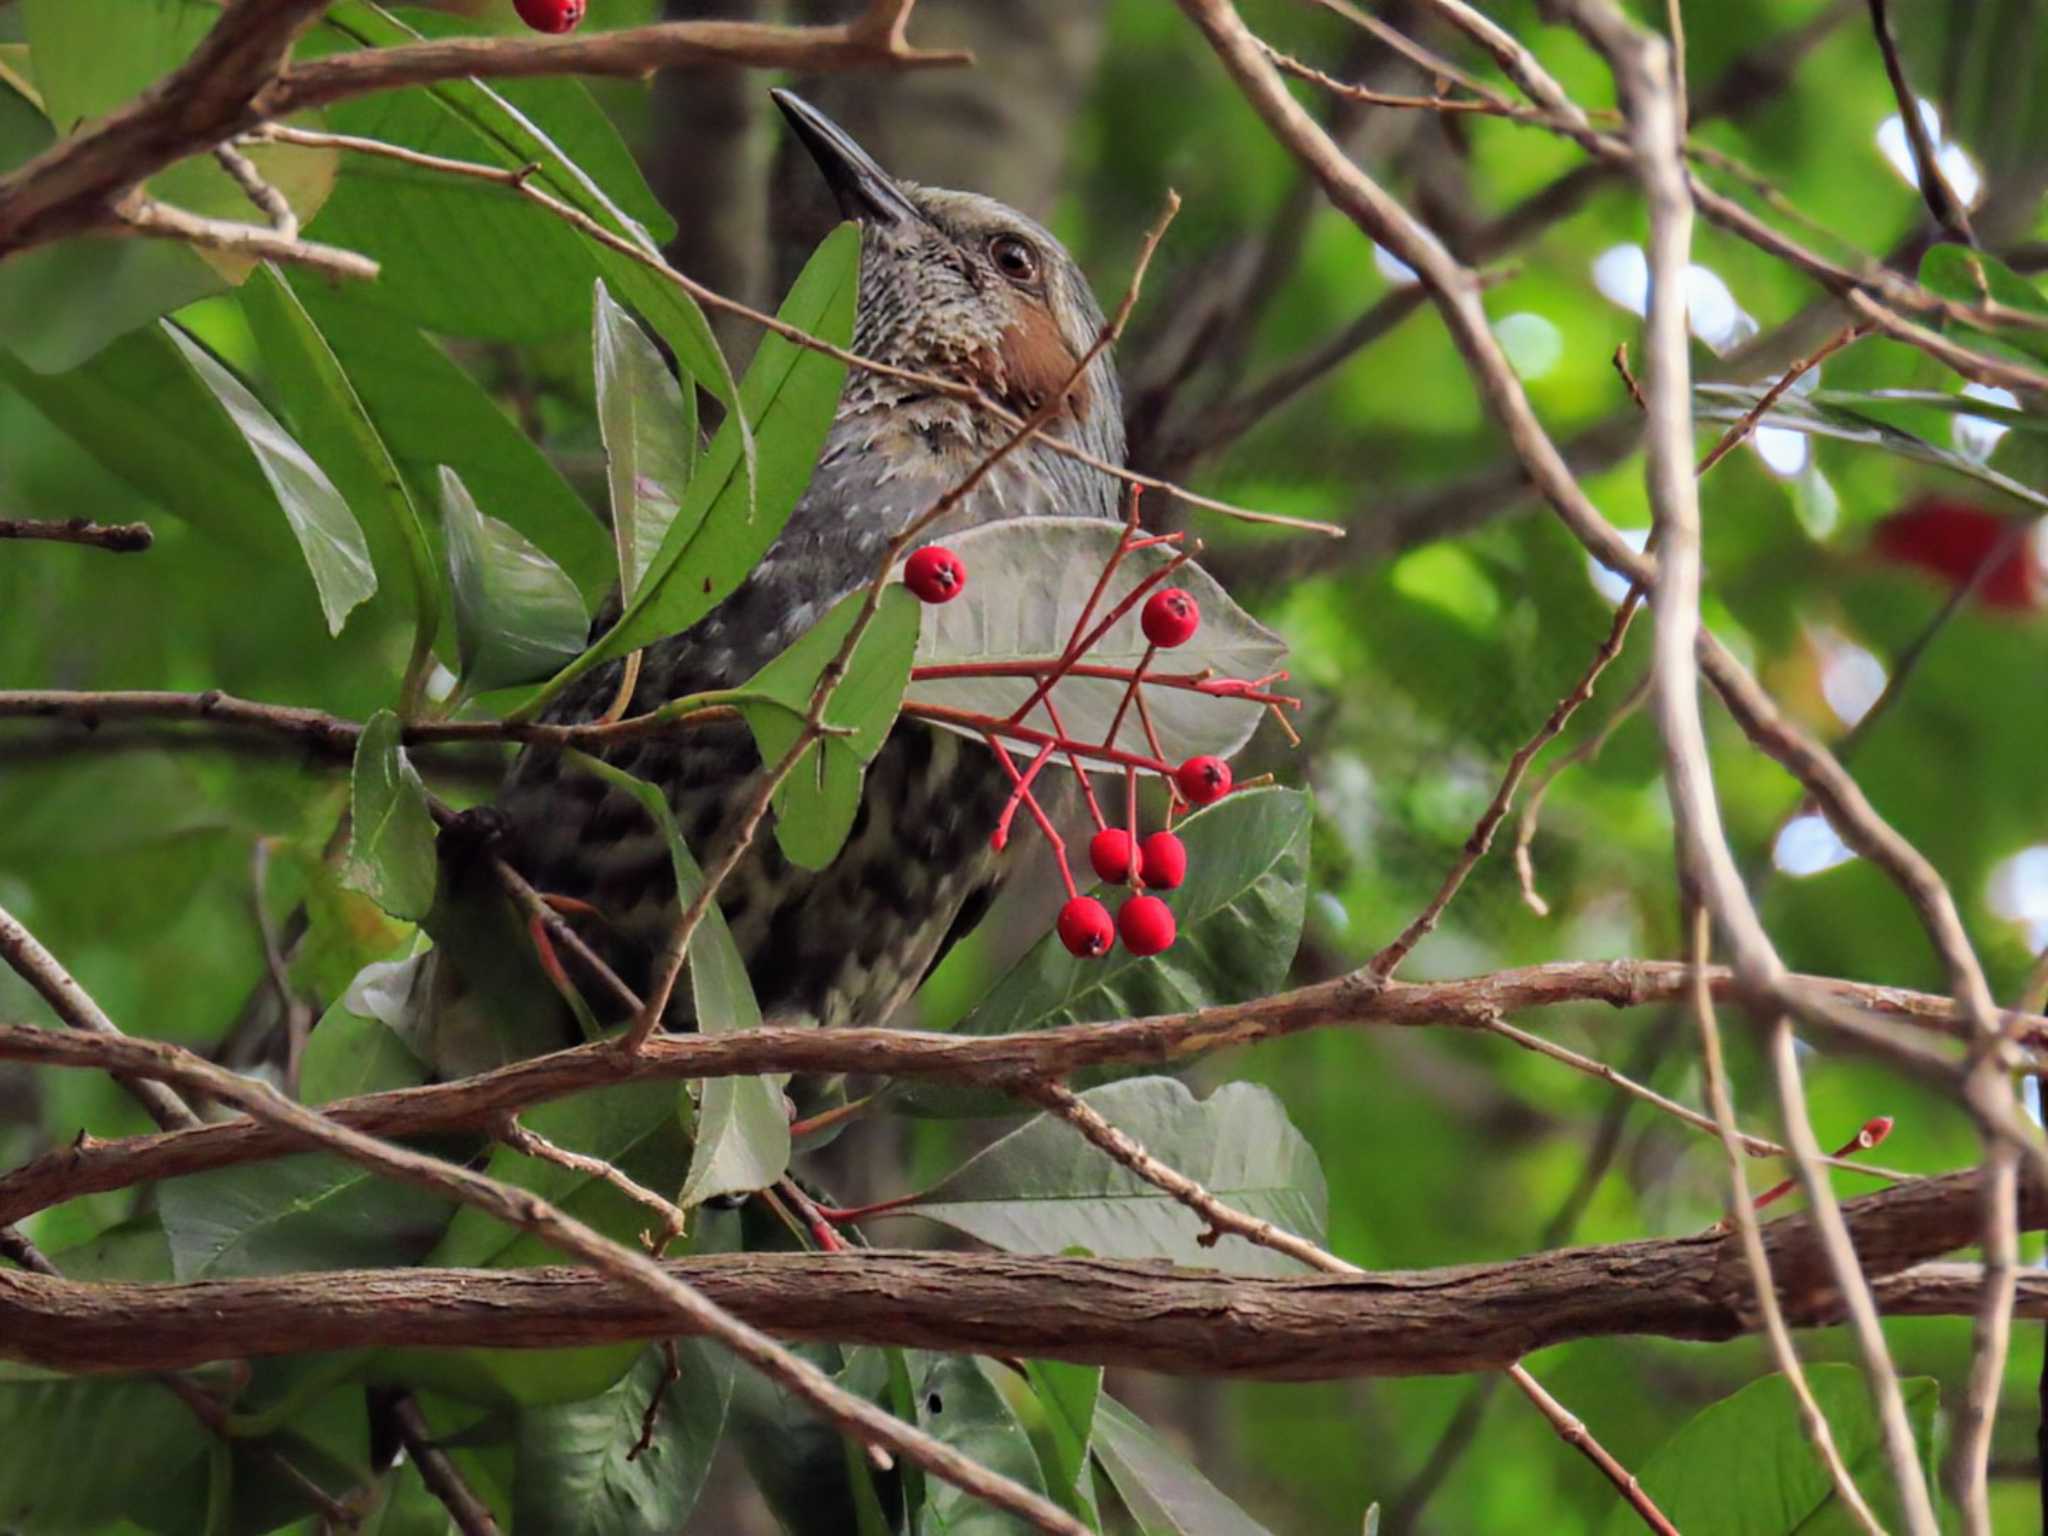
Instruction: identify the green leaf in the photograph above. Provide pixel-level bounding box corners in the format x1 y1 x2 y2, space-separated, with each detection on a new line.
165 322 377 635
286 276 612 603
899 1077 1328 1277
440 465 590 694
1920 244 2048 363
908 518 1289 765
511 1342 734 1536
158 995 450 1280
593 279 696 601
1598 1366 1940 1536
530 222 860 710
342 710 438 923
0 1373 211 1532
561 752 793 1208
1091 1396 1273 1536
241 265 442 690
909 788 1311 1114
1693 383 2048 513
739 584 921 870
1025 1360 1103 1527
914 1354 1054 1536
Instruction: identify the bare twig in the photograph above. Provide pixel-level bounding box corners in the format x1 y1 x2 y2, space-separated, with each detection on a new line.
213 140 299 239
0 516 153 552
1951 1141 2021 1532
390 1396 501 1536
1515 674 1651 916
0 960 2017 1228
1863 0 1975 244
0 903 199 1132
1018 1076 1681 1535
1689 907 1885 1534
113 194 378 281
497 1115 689 1252
1693 322 1869 476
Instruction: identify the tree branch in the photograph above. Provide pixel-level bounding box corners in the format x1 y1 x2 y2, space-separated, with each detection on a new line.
2 1175 2038 1379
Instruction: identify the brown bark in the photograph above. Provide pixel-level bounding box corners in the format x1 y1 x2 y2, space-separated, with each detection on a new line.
4 1170 2035 1380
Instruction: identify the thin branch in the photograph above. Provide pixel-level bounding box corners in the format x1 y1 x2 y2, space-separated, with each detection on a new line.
1951 1142 2021 1533
391 1396 500 1536
0 902 199 1132
1689 907 1885 1535
1515 674 1651 916
1016 1078 1680 1535
0 959 2019 1227
213 140 299 239
496 1114 688 1252
1863 0 1975 244
1563 3 1936 1526
0 1020 1085 1533
112 194 379 281
0 516 153 551
1693 322 1869 476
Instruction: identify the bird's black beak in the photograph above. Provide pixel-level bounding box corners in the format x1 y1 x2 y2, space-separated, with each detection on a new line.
771 89 921 227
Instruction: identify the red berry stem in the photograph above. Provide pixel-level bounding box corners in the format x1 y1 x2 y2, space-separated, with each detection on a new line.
1039 692 1111 831
916 702 1170 778
985 733 1079 897
1747 1114 1895 1216
1101 642 1157 757
912 659 1299 711
991 740 1057 852
1124 767 1142 889
1004 546 1197 726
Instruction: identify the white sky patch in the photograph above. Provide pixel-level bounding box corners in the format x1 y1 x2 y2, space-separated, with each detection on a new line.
1586 527 1651 606
1752 424 1809 477
1793 464 1840 541
1590 244 1755 352
1990 845 2048 953
1816 630 1888 727
1877 98 1983 206
1493 311 1563 380
1374 243 1419 286
1953 383 2018 464
1774 813 1856 877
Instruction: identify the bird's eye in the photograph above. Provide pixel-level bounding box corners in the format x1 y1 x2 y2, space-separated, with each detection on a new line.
988 234 1039 284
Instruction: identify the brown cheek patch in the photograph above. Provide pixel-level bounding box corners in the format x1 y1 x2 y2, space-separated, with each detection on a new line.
991 299 1088 420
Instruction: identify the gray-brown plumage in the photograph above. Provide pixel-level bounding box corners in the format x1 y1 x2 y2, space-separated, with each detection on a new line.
488 93 1124 1043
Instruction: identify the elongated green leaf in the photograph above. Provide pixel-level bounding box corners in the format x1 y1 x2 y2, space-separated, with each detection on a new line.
530 223 860 710
562 751 792 1204
914 1354 1053 1536
287 276 611 602
1598 1366 1938 1536
901 1077 1327 1277
242 264 442 684
167 323 377 634
909 518 1288 765
512 1342 734 1536
1693 383 2048 513
343 710 438 922
1920 244 2048 363
910 788 1311 1115
158 996 450 1280
1025 1360 1103 1527
1092 1397 1273 1536
740 584 921 870
594 279 695 601
440 466 589 694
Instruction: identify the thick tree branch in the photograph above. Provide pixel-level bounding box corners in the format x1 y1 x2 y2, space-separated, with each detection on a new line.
2 1175 2039 1379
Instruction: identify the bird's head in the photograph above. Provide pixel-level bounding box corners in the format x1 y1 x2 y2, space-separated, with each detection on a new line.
772 89 1121 457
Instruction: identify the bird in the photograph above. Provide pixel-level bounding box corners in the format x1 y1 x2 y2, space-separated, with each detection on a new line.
431 91 1127 1067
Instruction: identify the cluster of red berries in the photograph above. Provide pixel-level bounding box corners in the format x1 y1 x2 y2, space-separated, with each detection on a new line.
514 0 585 33
906 550 1240 963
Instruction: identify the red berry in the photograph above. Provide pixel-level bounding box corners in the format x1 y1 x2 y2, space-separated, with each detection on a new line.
1139 831 1187 890
1117 894 1176 956
904 545 967 604
513 0 585 32
1174 755 1232 806
1089 828 1137 884
1869 497 2040 610
1141 587 1201 648
1057 896 1116 958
